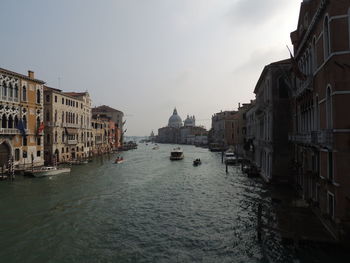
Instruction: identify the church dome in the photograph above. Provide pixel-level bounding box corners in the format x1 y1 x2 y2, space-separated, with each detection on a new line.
184 115 195 127
168 108 183 128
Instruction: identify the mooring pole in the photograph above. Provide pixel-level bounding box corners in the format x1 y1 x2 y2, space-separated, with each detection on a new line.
226 163 228 173
221 151 224 164
257 203 262 242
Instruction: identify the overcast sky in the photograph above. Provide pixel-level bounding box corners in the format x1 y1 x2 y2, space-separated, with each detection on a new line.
1 0 301 136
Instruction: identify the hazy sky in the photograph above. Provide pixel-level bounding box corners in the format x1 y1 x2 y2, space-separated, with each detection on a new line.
1 0 301 136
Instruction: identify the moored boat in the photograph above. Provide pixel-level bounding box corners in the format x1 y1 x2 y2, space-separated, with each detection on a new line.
224 151 237 165
30 166 71 177
170 147 184 160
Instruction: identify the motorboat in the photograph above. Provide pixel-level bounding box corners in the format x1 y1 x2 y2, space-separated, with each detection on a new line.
152 145 159 150
31 166 71 177
170 147 184 160
224 151 237 165
193 159 201 166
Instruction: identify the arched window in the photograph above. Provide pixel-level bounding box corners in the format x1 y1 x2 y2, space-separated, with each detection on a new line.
3 82 7 97
2 114 7 128
23 115 27 129
324 16 330 59
36 89 41 104
22 86 27 101
9 83 13 98
62 131 65 142
326 85 332 129
8 115 13 128
36 117 40 130
14 84 19 99
14 115 19 128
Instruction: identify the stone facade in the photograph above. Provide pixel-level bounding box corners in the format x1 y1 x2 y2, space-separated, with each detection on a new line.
209 111 237 148
43 87 92 164
251 59 293 183
0 68 45 168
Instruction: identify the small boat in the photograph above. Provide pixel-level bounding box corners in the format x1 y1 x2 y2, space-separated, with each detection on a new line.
224 151 237 165
31 166 71 177
152 146 159 150
170 147 184 160
193 158 201 166
114 157 124 164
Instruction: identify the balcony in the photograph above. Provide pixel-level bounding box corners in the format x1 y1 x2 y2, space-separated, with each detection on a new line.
61 123 80 128
0 128 20 135
296 76 313 97
46 121 59 127
67 139 77 145
289 130 333 148
289 133 312 144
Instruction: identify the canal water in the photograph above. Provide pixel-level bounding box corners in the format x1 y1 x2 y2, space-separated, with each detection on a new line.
0 144 348 262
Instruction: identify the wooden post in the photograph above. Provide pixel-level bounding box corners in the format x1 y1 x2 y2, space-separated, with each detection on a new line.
257 203 262 242
226 163 228 173
221 151 224 164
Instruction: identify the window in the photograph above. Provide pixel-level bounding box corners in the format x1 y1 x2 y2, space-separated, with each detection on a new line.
55 131 58 143
279 77 289 99
22 151 27 158
22 115 27 129
62 147 64 153
328 192 335 219
326 85 332 128
46 94 50 103
54 96 57 103
8 115 13 128
324 16 330 59
62 111 64 123
62 98 64 104
46 111 50 122
23 137 27 146
36 89 41 104
328 151 333 181
37 137 41 146
37 151 41 157
14 84 18 99
3 82 7 97
54 110 57 122
9 83 13 98
15 149 20 161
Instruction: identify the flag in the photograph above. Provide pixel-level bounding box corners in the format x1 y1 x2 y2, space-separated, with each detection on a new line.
17 119 26 137
37 122 44 134
287 45 307 81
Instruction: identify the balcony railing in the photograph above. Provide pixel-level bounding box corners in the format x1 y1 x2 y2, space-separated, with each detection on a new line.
0 128 20 135
289 130 333 148
61 123 80 128
67 139 77 145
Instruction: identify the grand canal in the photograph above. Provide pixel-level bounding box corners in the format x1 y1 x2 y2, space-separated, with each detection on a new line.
0 144 348 262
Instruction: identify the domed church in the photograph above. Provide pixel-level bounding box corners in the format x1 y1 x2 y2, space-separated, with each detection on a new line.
157 108 208 145
168 108 183 128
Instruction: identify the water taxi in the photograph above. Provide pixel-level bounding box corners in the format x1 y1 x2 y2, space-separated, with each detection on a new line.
193 158 201 166
170 147 184 160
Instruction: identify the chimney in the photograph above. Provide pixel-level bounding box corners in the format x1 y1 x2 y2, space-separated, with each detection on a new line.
28 70 34 79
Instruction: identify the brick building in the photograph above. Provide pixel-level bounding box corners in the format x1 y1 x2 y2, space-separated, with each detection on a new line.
289 0 350 238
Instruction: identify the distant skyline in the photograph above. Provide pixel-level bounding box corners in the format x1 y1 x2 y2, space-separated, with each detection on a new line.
1 0 301 136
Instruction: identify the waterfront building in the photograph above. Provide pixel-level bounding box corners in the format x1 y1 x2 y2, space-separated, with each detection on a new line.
251 59 293 183
209 111 237 149
289 0 350 238
0 68 45 168
232 102 254 157
157 108 208 145
43 87 92 164
92 105 124 149
91 115 111 155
